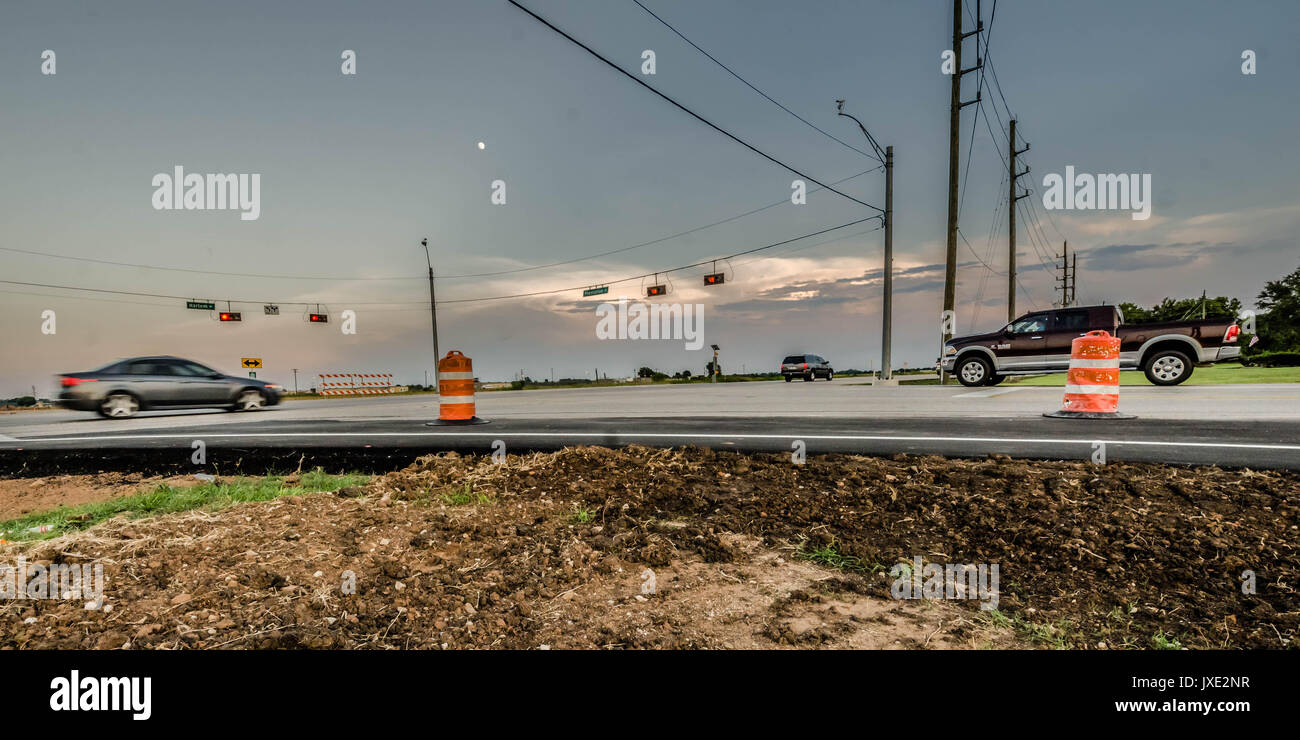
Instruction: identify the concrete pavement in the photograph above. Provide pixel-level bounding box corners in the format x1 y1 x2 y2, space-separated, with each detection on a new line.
1 381 1297 470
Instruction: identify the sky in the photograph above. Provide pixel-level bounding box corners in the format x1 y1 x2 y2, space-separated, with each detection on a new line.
1 0 1297 394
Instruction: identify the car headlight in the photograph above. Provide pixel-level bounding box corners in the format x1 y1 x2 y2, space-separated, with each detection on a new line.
944 346 957 356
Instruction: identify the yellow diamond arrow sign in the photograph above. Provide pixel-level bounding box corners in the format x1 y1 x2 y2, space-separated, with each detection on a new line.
241 357 263 369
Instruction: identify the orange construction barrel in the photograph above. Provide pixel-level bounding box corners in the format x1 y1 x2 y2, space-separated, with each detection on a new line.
427 350 489 425
1044 330 1135 419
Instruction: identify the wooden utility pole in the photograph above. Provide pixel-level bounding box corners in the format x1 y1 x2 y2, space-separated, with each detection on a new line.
1057 241 1073 307
943 0 981 378
1071 252 1078 306
1008 118 1030 322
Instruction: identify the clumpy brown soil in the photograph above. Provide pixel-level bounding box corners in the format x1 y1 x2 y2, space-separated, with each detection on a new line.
1 446 1296 649
0 473 202 520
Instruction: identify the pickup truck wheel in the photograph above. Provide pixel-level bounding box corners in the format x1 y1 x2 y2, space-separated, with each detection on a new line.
784 376 792 382
1144 349 1194 386
956 356 992 387
986 374 1006 386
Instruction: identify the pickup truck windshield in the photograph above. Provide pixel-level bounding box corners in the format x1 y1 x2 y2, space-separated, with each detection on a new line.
1009 316 1048 333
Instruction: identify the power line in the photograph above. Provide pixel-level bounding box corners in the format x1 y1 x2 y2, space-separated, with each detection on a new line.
0 280 424 306
628 0 881 162
2 218 875 309
438 166 880 278
0 245 421 281
437 217 876 304
0 167 880 283
506 0 882 213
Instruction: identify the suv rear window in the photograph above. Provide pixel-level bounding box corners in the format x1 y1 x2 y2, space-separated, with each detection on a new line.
783 355 807 364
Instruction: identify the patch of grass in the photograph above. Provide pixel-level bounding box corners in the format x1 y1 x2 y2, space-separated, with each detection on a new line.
982 609 1075 649
572 508 593 524
1151 631 1184 650
0 469 371 542
1007 363 1300 386
795 539 882 574
440 482 491 506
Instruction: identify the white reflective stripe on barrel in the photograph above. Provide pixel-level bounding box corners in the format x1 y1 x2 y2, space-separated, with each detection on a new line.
1067 359 1120 369
439 395 476 404
438 372 475 380
1064 384 1120 395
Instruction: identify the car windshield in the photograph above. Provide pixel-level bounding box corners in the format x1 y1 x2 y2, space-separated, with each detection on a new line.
782 355 806 364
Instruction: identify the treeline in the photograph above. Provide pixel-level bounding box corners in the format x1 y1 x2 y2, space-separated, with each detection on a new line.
1120 262 1300 366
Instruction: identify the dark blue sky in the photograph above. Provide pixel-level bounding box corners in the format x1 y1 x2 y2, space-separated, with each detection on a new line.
2 0 1297 390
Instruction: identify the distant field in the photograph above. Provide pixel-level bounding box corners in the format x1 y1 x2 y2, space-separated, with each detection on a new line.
1007 363 1300 386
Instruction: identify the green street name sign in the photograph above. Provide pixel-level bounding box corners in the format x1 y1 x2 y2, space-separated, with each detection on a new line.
582 286 609 297
187 301 216 310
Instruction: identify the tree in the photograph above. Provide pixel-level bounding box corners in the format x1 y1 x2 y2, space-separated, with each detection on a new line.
705 360 721 377
1119 295 1241 323
636 366 656 378
1254 263 1300 352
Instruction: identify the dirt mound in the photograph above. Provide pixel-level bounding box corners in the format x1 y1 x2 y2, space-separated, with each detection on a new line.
1 447 1295 649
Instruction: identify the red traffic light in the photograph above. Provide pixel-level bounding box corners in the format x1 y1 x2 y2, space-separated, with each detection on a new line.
309 313 329 323
219 312 242 322
704 273 725 286
646 285 666 297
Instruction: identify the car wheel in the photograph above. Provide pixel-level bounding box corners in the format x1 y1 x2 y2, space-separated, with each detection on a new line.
784 376 792 382
957 356 992 387
826 370 834 381
98 392 139 418
1144 349 1194 386
236 389 267 411
802 373 813 381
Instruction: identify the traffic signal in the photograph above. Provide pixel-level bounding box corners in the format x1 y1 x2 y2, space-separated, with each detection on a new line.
646 284 666 297
309 313 329 323
704 273 725 286
219 311 242 322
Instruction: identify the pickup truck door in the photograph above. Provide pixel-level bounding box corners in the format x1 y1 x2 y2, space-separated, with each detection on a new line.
998 314 1051 369
1045 309 1092 368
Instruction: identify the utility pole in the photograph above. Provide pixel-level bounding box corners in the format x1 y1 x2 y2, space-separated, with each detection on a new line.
292 368 299 393
420 238 441 376
835 100 893 382
882 145 894 380
1008 118 1030 322
943 0 983 370
1057 241 1073 307
1071 252 1078 306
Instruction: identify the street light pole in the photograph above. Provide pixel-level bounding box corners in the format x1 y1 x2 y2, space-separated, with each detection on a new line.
882 145 893 381
836 100 892 382
420 238 441 375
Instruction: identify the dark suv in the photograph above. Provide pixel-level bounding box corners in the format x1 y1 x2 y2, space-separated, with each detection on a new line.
781 354 834 382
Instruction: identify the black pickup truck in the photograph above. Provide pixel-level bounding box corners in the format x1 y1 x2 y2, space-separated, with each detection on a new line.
939 305 1241 387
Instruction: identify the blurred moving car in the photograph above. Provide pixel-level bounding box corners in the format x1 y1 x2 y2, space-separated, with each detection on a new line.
781 354 834 382
57 356 283 418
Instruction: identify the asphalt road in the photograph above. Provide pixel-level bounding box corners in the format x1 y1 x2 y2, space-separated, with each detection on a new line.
2 382 1298 469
